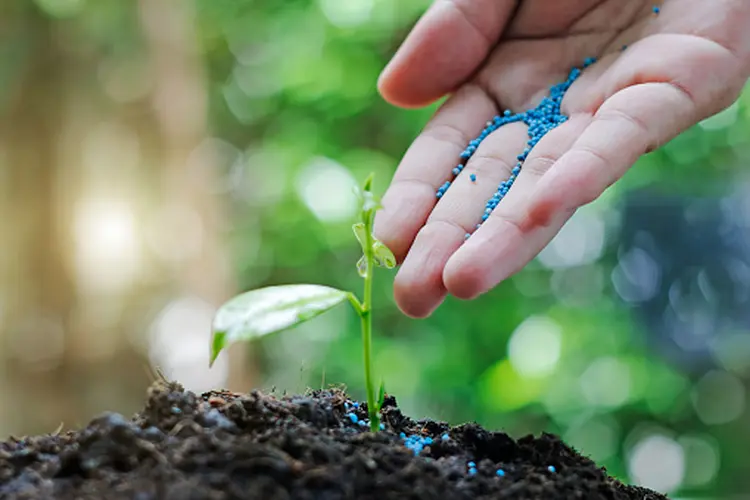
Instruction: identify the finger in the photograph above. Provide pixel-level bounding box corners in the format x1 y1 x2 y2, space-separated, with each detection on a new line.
507 0 609 38
378 0 517 108
391 222 452 318
374 84 497 263
394 123 528 318
526 81 699 231
567 33 743 125
443 114 591 299
529 34 741 225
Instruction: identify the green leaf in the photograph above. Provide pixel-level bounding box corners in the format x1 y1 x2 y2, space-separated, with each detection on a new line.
362 172 374 193
373 241 396 269
210 285 349 366
377 381 386 411
352 222 367 253
353 223 396 269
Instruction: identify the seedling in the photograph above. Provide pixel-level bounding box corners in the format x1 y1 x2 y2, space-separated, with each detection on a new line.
209 173 395 432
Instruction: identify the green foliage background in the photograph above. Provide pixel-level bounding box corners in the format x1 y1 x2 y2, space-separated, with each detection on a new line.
195 0 750 495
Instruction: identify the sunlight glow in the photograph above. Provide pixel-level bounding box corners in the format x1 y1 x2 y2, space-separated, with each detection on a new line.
73 198 140 293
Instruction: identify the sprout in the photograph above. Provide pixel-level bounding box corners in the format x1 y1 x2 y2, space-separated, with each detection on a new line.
209 173 395 432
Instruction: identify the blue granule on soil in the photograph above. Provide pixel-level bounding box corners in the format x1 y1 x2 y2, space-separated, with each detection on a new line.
441 433 450 441
401 434 435 456
496 468 505 477
548 465 556 473
436 59 597 235
347 413 358 424
203 409 235 430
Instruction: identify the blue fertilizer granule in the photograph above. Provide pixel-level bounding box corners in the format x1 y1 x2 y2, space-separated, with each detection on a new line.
401 434 435 456
435 59 595 236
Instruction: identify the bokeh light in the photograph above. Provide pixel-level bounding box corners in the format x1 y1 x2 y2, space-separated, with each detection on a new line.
564 414 620 463
579 357 632 409
149 297 228 393
318 0 374 28
508 315 562 378
691 370 746 425
611 246 661 303
296 157 359 222
628 433 685 493
679 434 720 488
537 207 605 269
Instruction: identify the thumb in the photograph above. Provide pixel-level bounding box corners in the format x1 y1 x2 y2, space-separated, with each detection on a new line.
378 0 516 108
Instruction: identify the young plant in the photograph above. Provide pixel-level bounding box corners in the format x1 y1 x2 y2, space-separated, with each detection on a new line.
209 174 396 432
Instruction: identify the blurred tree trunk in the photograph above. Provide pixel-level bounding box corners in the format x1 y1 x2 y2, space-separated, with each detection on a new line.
137 0 256 392
0 4 77 434
0 1 254 437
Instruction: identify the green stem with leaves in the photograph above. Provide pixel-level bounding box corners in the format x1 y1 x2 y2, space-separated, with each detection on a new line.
361 206 378 432
209 173 394 433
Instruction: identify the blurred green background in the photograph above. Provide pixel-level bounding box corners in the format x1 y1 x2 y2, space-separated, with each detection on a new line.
1 0 750 497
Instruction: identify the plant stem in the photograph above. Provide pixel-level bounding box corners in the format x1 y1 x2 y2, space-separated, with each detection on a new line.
361 211 379 432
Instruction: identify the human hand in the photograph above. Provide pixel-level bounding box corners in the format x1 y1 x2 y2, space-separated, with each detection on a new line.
373 0 750 318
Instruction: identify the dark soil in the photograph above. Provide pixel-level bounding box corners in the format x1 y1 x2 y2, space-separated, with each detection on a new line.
0 379 667 500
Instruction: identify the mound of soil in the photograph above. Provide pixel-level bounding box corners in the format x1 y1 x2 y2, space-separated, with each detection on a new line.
0 379 666 499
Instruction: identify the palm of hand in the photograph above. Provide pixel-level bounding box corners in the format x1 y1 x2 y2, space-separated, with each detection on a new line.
373 0 750 318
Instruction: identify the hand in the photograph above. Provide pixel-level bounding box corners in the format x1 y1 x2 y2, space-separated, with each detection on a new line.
373 0 750 318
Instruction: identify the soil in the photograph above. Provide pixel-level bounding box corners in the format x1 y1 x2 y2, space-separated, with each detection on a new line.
0 379 667 500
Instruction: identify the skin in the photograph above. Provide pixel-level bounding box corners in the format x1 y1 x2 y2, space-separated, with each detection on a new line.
373 0 750 318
